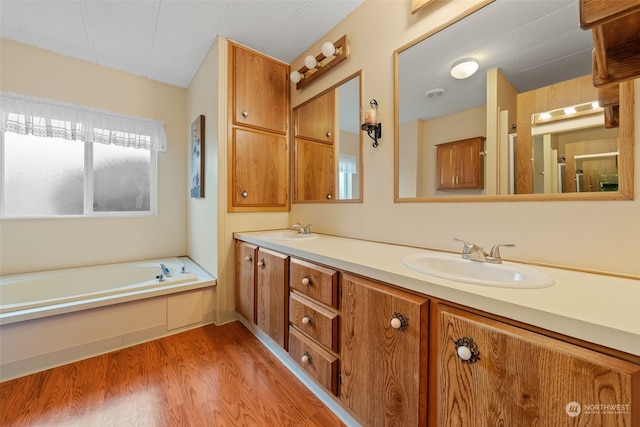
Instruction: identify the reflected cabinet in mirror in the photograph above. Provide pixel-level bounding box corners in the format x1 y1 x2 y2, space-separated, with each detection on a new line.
293 72 362 202
395 0 634 202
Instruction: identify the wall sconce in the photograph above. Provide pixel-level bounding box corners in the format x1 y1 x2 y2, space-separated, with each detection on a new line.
361 99 382 147
289 35 349 90
450 57 479 79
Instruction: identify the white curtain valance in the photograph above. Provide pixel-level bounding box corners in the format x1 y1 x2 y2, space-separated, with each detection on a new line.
0 92 167 152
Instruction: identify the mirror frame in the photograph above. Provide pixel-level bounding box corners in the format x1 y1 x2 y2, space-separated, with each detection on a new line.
393 5 635 203
292 70 364 203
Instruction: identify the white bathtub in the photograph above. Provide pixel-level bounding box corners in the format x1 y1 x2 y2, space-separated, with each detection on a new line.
0 257 217 381
0 257 216 325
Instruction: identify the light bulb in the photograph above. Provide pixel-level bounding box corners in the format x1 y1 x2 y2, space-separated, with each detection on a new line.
564 107 576 115
321 41 336 57
450 58 479 79
304 55 317 69
539 112 551 120
290 71 302 83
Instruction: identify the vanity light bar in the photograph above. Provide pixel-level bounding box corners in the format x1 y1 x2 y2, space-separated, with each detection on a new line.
532 100 603 125
290 35 349 90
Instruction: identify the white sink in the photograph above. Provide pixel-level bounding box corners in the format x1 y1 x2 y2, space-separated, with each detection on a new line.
401 252 554 288
260 231 318 241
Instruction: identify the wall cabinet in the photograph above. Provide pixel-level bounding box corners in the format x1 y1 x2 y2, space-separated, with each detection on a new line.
436 136 485 190
293 140 335 201
294 90 335 144
340 273 429 426
228 42 289 212
433 303 640 426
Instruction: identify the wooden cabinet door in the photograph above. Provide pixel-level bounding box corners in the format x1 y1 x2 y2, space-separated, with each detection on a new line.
434 304 640 426
294 90 335 144
231 128 288 208
231 43 288 134
235 241 257 323
293 139 335 201
256 249 289 349
341 273 429 426
436 143 456 190
456 138 484 189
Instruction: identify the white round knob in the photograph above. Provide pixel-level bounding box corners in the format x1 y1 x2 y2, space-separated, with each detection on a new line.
301 354 310 364
242 111 248 118
302 316 311 325
326 131 332 138
301 277 310 286
457 345 472 361
244 255 252 261
257 260 264 268
390 317 402 329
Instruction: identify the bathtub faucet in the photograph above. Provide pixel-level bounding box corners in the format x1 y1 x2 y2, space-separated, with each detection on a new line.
160 263 172 277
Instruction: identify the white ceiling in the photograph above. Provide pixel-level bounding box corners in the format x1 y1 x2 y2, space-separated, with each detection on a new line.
399 0 595 123
0 0 365 88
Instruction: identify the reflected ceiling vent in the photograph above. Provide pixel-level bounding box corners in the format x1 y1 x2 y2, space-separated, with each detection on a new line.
425 88 446 98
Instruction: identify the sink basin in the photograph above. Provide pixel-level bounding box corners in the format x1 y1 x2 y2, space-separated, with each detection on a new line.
260 231 318 241
401 253 554 288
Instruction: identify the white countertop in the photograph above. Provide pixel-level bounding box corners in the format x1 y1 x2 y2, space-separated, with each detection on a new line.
235 230 640 357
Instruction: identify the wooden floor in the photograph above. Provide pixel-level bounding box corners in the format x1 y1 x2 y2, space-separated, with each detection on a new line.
0 321 345 426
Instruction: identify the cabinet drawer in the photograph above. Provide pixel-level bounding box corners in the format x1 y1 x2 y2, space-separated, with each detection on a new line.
290 292 339 352
289 328 339 396
290 258 338 308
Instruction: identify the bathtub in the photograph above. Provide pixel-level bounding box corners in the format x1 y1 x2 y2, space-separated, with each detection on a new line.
0 257 217 381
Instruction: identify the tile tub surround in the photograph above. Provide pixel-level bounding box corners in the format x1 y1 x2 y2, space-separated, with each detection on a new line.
235 230 640 357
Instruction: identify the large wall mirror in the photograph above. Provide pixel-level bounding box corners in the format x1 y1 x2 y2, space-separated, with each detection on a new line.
395 0 634 202
293 72 362 202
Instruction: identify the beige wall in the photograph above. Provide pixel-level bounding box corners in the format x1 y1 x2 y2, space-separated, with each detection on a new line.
0 39 188 275
289 0 640 277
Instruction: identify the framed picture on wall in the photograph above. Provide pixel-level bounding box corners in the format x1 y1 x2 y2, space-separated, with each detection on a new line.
190 115 205 198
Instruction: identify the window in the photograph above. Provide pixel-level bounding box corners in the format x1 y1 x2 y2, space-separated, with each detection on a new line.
338 154 357 200
1 92 166 218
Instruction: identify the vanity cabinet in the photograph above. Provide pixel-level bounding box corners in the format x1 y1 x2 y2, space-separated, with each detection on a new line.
288 258 340 395
341 273 429 426
436 136 485 190
433 303 640 426
235 241 257 323
256 248 289 349
228 42 289 212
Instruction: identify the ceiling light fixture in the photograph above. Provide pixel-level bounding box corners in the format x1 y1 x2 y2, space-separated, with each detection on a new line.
450 58 479 79
289 35 349 90
425 88 446 98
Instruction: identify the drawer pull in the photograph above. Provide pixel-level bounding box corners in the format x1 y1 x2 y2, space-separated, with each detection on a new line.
302 315 313 326
241 190 249 198
242 111 249 118
257 259 265 268
244 255 252 262
301 352 313 365
390 312 409 331
301 276 312 286
454 337 480 364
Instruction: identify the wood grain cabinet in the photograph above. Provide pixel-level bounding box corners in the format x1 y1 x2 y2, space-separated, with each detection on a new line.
433 303 640 426
235 241 257 323
294 90 335 144
341 273 429 426
255 248 289 349
228 42 290 212
436 136 485 190
288 258 340 395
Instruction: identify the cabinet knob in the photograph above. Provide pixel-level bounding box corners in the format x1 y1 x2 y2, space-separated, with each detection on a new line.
257 259 265 268
390 312 409 331
244 255 252 262
301 276 312 286
301 352 312 365
326 131 332 138
454 337 480 364
301 315 312 326
241 190 248 198
326 194 332 199
242 111 248 118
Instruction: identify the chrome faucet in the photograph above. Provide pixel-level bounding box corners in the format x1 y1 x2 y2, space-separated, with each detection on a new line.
160 263 172 277
454 238 514 264
291 223 312 234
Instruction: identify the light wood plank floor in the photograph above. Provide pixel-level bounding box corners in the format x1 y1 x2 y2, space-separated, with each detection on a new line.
0 321 345 426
